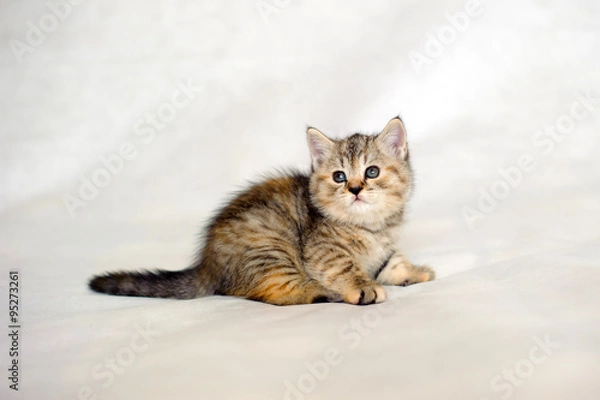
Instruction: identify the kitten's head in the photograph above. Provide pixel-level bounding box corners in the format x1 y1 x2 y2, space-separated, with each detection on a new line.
307 117 413 230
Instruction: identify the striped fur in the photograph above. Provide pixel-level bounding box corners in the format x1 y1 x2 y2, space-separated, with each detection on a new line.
89 117 435 305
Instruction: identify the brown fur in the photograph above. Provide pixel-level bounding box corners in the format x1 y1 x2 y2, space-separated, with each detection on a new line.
89 117 435 305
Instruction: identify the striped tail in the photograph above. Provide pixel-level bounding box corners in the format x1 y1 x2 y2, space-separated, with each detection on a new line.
89 268 199 299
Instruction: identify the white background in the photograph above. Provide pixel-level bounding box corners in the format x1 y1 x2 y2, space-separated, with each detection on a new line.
1 1 599 399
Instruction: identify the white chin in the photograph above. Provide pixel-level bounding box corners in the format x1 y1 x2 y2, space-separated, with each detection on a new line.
349 201 371 213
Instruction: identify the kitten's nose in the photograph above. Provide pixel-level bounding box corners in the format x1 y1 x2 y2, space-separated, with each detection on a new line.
348 186 362 196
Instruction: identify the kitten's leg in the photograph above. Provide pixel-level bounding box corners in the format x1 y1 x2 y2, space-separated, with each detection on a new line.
376 253 435 286
257 279 336 306
326 264 387 305
307 256 387 305
240 260 335 306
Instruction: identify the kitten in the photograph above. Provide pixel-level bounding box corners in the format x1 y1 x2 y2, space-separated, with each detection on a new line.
89 117 435 305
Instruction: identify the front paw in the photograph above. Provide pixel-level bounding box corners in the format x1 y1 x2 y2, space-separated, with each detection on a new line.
399 265 436 286
343 282 387 305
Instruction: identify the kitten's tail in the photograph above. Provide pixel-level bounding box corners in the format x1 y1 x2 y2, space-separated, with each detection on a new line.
89 267 201 299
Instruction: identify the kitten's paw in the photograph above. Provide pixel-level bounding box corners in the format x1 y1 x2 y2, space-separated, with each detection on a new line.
399 265 436 286
416 265 436 282
344 283 387 305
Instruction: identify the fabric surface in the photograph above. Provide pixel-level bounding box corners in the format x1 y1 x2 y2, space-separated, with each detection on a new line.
1 1 599 399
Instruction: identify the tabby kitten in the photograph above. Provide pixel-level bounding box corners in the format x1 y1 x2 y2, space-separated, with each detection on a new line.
89 117 435 305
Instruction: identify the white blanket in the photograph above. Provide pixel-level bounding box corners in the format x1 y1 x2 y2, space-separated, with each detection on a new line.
1 1 599 399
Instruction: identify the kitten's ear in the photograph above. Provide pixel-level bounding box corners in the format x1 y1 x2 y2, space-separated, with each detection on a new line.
377 116 408 159
307 127 334 168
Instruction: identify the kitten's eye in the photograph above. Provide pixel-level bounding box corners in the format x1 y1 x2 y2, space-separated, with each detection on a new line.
365 166 380 179
332 171 347 183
